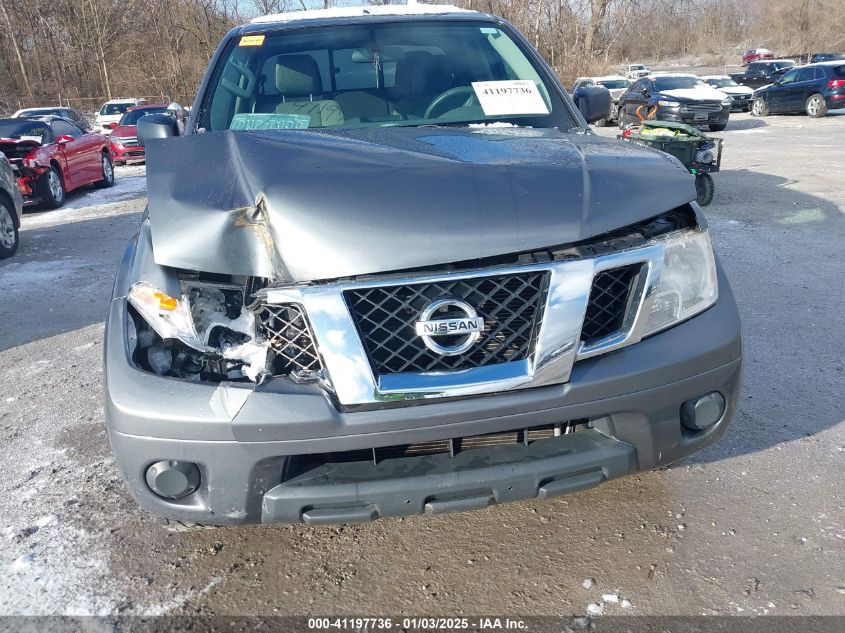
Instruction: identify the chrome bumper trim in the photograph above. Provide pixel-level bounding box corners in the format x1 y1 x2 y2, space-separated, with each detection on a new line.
264 234 679 406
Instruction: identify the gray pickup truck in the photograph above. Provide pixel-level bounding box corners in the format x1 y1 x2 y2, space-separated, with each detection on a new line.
104 4 742 527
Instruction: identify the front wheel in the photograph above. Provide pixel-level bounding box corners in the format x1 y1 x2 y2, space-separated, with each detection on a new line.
751 97 769 117
709 123 727 132
96 152 115 188
36 166 65 209
0 198 19 259
805 94 827 118
695 173 715 207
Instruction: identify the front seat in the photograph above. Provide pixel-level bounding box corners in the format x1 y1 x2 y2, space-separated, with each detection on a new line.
391 52 455 118
273 55 344 127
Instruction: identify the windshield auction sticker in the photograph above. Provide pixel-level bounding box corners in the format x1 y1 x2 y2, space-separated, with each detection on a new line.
472 80 549 116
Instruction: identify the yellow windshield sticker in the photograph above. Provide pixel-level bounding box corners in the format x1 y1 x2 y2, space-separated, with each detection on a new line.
239 34 265 47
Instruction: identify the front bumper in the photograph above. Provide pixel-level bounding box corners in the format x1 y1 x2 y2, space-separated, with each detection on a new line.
104 262 742 525
110 143 146 162
660 104 730 125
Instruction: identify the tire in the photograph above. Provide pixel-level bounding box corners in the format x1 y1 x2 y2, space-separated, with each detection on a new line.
95 152 115 188
0 197 19 259
751 97 769 117
709 123 727 132
805 94 827 118
35 166 65 209
695 173 715 207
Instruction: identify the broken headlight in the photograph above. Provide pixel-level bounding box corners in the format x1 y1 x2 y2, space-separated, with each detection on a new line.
127 281 206 350
127 281 270 382
641 229 718 337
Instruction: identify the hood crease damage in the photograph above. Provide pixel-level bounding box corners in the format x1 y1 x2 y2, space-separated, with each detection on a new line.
144 127 694 283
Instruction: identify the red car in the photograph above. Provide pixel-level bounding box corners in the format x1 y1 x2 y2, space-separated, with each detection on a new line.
743 48 774 64
0 116 114 208
108 104 170 165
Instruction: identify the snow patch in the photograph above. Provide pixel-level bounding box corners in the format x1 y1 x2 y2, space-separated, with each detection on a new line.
11 553 36 570
586 602 604 616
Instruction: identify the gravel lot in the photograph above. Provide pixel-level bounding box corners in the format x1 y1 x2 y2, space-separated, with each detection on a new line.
0 112 843 622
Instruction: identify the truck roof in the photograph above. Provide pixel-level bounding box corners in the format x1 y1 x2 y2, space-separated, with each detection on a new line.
250 3 474 26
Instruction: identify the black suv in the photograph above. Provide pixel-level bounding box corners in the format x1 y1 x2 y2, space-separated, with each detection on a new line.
730 60 796 89
751 62 845 118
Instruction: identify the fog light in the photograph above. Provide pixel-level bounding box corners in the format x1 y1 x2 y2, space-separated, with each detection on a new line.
681 392 725 431
145 460 200 499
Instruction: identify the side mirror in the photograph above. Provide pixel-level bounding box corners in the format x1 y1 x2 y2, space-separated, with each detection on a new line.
573 85 612 124
640 87 650 96
56 135 75 144
137 113 180 147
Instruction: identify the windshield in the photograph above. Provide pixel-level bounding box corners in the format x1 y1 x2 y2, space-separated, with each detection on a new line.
0 120 52 143
597 79 630 89
773 61 795 70
119 107 169 126
654 76 706 91
201 22 575 131
706 78 737 88
100 102 133 116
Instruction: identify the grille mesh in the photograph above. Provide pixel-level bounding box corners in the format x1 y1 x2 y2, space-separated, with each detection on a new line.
580 264 641 344
345 273 548 375
256 304 322 373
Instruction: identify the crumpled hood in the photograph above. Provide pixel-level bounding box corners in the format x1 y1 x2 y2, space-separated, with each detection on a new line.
660 87 728 102
144 126 693 282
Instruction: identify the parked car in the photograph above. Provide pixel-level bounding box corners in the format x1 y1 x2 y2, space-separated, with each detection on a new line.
742 48 774 64
572 75 631 126
12 107 91 131
0 116 114 208
751 61 845 118
105 4 741 528
0 153 23 259
108 104 170 165
620 63 650 80
701 75 754 111
810 52 845 63
730 59 796 89
618 73 732 131
95 98 147 134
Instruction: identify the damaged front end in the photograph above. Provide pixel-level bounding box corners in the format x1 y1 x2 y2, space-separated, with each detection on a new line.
126 273 324 386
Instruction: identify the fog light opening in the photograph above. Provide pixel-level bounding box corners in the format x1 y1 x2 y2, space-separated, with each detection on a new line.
681 392 726 432
145 460 201 500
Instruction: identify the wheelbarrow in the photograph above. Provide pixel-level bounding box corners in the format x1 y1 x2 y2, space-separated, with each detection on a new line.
619 120 723 206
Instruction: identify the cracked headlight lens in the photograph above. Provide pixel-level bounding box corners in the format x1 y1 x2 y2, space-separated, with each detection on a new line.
642 229 718 337
127 281 207 350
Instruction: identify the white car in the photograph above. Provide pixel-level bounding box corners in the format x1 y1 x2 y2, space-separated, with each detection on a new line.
95 98 147 133
621 64 650 80
701 75 755 111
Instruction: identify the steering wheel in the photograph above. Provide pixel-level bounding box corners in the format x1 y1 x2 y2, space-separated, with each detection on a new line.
424 86 478 119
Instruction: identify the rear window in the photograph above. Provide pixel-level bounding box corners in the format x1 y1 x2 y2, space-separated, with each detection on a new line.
0 120 52 143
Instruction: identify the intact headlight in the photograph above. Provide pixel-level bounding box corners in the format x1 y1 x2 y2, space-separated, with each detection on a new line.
642 230 718 337
721 97 733 106
127 281 207 350
657 99 680 107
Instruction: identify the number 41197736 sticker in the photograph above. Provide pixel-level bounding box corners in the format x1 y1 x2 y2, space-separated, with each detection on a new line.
471 79 550 117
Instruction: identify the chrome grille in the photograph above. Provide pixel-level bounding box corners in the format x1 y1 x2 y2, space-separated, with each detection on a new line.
122 136 139 147
681 102 722 113
345 272 548 375
256 304 322 373
581 264 641 344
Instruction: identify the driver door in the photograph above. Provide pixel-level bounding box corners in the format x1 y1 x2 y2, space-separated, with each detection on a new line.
766 68 799 113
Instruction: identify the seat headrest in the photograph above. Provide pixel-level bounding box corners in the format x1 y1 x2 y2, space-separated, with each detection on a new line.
275 55 322 97
394 52 453 98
